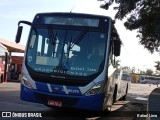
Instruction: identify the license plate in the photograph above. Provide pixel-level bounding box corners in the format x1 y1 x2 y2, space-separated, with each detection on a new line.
48 100 62 107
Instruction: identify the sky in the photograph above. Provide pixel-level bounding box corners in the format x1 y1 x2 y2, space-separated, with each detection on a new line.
0 0 159 71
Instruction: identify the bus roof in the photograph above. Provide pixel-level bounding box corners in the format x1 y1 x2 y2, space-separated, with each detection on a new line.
34 12 112 19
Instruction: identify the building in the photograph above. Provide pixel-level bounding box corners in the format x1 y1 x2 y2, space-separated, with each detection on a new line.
0 38 25 82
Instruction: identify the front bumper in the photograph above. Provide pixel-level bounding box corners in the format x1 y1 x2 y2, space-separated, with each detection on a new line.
20 84 105 111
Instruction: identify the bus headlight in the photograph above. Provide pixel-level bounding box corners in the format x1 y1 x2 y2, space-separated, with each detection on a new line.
22 76 32 89
85 82 103 95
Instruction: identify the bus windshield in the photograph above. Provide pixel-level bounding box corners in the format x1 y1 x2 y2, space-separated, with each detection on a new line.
26 26 107 77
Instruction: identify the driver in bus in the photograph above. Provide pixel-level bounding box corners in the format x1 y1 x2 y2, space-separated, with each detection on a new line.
86 43 104 69
87 43 104 60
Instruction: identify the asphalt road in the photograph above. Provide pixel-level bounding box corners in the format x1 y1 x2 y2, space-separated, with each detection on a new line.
0 82 158 120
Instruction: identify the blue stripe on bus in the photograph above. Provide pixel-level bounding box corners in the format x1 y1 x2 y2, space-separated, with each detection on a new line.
50 84 64 94
75 93 105 110
66 86 82 95
35 81 49 92
50 85 82 95
34 81 82 95
20 84 37 103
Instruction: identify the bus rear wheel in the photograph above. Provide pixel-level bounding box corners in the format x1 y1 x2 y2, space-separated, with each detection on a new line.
112 85 117 104
121 84 128 100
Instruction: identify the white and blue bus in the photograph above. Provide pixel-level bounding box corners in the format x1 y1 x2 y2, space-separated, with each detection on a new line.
15 12 131 111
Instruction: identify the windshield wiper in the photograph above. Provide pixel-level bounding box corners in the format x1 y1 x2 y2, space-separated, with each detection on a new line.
69 27 88 49
48 26 57 46
66 27 88 60
60 27 88 71
47 26 58 58
65 27 88 61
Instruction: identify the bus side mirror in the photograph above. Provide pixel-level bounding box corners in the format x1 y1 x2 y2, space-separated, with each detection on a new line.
15 26 23 43
114 40 121 56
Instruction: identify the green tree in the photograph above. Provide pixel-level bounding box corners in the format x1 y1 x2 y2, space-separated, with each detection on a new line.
145 69 153 76
99 0 160 53
154 61 160 71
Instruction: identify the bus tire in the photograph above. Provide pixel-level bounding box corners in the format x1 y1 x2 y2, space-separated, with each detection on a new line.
121 84 128 100
112 85 117 104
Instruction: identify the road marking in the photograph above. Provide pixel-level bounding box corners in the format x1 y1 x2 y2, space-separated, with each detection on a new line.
135 97 148 101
